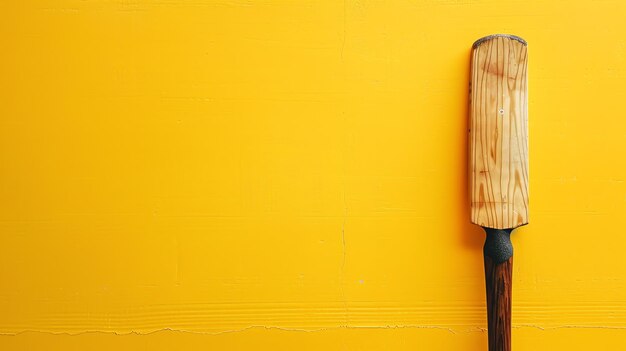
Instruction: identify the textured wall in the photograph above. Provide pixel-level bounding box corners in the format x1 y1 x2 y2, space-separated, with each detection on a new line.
1 1 625 349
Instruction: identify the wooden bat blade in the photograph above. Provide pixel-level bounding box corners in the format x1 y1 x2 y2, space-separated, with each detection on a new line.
469 34 529 230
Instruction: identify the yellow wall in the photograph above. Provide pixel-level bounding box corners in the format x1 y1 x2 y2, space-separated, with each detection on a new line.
1 1 625 349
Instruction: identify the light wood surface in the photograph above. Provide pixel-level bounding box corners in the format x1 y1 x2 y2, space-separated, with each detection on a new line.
470 35 529 229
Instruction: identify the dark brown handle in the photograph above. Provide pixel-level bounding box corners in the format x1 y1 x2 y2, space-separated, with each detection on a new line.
483 228 513 351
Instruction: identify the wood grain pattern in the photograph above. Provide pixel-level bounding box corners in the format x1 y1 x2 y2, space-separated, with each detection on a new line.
470 36 529 229
484 255 513 351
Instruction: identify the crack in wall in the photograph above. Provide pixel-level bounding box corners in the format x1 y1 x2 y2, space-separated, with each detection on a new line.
2 324 625 337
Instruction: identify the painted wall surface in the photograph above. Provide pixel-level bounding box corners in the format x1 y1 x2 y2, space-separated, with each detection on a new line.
1 1 625 349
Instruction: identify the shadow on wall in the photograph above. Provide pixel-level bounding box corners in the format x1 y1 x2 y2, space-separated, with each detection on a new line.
458 45 487 252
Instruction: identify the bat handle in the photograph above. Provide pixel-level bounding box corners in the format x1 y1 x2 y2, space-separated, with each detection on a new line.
483 227 514 351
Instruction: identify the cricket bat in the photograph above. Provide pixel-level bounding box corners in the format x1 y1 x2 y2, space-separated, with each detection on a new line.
469 34 529 351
